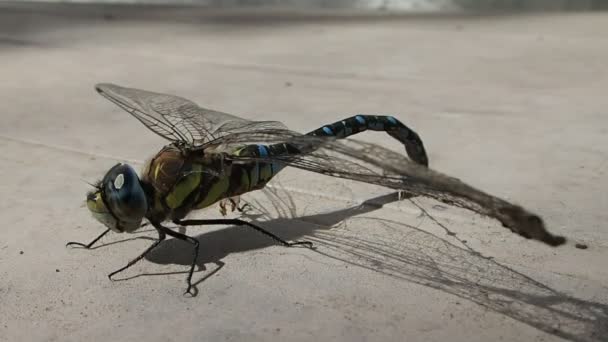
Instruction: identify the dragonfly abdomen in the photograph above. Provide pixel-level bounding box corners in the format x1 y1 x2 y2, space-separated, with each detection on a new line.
308 115 428 166
229 144 290 190
191 160 277 212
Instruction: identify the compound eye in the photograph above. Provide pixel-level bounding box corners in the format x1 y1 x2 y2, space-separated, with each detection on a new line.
101 163 147 228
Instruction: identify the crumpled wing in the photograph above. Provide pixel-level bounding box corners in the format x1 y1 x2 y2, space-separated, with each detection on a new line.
95 83 287 146
214 134 566 247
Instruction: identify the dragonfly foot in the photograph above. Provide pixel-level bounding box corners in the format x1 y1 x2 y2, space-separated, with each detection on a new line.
65 241 90 249
236 203 250 213
219 197 249 216
183 284 197 297
219 201 228 216
66 229 111 249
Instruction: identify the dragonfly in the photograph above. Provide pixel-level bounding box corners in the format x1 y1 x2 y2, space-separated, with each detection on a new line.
67 83 566 295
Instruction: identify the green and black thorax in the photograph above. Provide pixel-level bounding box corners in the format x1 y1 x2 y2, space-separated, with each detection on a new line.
141 143 279 223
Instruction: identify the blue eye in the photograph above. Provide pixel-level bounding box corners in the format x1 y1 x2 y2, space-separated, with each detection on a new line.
102 163 148 228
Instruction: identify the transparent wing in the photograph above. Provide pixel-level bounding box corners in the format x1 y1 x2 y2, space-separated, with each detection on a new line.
213 132 566 247
95 83 287 146
93 83 565 246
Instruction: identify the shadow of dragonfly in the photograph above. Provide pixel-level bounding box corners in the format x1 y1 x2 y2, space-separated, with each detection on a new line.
106 186 606 342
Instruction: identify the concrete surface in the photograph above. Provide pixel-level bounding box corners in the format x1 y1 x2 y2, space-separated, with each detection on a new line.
1 4 607 342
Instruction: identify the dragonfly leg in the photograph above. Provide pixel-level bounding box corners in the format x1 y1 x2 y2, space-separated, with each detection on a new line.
218 200 229 216
66 223 149 249
174 218 314 249
218 197 248 216
234 202 250 213
66 229 111 249
307 115 429 167
153 223 200 296
107 228 166 281
229 197 250 213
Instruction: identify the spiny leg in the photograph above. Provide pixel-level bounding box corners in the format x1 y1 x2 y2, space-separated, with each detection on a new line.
174 218 314 249
108 228 166 280
66 223 150 249
66 229 111 249
307 115 428 167
154 223 200 296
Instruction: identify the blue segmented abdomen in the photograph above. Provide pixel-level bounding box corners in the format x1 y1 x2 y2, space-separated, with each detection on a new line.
255 144 286 175
307 114 428 166
229 114 428 195
309 115 399 138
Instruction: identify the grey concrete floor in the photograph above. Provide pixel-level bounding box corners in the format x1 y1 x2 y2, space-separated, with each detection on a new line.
1 4 607 342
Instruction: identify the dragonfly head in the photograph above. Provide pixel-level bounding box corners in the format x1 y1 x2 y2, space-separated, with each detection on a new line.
87 163 148 233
